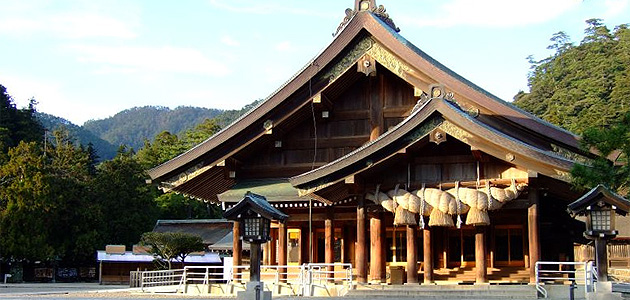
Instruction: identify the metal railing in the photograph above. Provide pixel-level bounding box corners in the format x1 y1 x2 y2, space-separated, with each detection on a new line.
134 262 353 296
138 269 186 292
302 263 353 296
535 261 595 298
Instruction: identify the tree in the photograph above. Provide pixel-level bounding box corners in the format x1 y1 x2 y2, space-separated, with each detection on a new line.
571 112 630 196
515 20 630 134
140 232 204 269
95 146 159 248
0 85 44 159
0 129 103 264
155 192 222 220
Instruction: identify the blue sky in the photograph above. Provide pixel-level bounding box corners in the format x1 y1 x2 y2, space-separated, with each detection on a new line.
1 0 629 125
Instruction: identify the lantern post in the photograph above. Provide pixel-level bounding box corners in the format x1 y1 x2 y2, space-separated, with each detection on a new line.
224 192 288 300
568 185 630 297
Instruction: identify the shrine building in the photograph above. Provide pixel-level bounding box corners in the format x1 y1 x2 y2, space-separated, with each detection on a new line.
148 0 590 284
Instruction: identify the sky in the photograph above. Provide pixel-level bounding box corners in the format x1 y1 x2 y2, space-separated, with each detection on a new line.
0 0 629 125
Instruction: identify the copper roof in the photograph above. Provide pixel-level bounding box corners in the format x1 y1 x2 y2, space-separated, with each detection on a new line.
290 98 575 190
148 10 581 187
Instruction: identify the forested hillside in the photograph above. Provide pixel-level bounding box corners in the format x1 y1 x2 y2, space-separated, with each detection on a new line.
82 106 223 151
514 19 630 134
513 19 629 195
36 112 118 161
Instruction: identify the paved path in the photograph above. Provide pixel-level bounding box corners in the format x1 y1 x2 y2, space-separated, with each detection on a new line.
0 283 583 299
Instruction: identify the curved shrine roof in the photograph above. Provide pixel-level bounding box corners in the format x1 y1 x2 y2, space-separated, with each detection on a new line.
148 9 582 199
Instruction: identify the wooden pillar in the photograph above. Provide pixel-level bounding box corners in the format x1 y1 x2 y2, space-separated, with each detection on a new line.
278 222 287 281
370 213 384 283
406 225 418 284
270 228 277 265
300 226 309 265
343 224 352 263
423 228 434 284
595 238 608 281
527 173 541 283
232 221 242 281
356 199 368 283
475 226 488 283
325 216 334 280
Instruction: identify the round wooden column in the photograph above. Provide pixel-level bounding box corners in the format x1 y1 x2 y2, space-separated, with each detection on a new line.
270 228 277 265
406 225 418 284
527 175 541 283
423 228 434 284
356 199 368 283
232 221 242 281
475 226 488 283
325 217 334 280
278 222 287 282
370 213 384 283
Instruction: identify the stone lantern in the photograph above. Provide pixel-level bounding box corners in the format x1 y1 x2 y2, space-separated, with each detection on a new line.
568 185 630 284
224 192 288 300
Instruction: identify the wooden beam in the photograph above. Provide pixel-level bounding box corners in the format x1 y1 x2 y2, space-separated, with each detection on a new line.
288 212 356 222
423 228 434 284
369 74 384 141
279 222 287 282
270 228 277 265
325 214 334 281
300 226 308 265
527 173 540 283
233 221 242 282
370 213 384 283
356 198 368 283
475 226 488 284
407 225 418 284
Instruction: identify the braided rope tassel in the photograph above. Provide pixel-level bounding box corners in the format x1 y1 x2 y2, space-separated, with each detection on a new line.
393 183 400 216
419 183 426 229
455 181 462 229
486 181 492 210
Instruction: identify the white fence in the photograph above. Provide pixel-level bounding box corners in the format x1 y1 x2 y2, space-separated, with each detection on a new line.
535 261 596 298
136 263 353 296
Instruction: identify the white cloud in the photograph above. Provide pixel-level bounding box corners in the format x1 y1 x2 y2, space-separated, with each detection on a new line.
399 0 581 28
67 45 231 77
207 0 337 18
0 12 136 39
604 0 630 18
275 41 294 52
220 35 240 47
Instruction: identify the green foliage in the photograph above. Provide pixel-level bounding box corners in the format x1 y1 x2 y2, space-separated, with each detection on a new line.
571 112 630 196
515 20 630 134
155 192 221 220
0 85 44 158
140 231 204 269
94 146 159 248
83 106 223 151
0 130 101 263
36 112 117 161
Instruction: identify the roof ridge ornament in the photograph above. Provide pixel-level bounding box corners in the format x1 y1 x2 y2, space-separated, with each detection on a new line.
334 0 400 37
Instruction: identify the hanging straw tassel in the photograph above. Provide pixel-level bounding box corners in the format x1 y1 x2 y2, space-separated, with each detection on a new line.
366 184 389 205
394 206 417 226
455 181 463 229
428 208 454 227
418 183 426 229
466 207 490 226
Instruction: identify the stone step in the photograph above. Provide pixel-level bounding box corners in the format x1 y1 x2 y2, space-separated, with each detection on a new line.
348 284 538 299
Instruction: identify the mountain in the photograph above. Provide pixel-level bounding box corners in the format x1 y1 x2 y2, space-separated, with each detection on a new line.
82 106 223 151
36 112 118 161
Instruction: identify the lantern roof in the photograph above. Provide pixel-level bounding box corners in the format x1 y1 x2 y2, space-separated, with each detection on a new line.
568 185 630 217
223 192 289 222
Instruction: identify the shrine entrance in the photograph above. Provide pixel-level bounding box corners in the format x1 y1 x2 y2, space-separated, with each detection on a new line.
494 225 525 267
